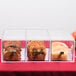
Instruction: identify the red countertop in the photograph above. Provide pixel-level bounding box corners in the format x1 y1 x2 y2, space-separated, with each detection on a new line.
0 39 76 71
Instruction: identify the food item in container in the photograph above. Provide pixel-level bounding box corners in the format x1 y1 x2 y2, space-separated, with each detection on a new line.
3 41 21 61
52 42 68 61
27 41 46 61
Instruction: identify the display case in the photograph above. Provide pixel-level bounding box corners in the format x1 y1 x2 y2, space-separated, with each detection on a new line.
0 29 76 71
1 30 26 62
49 30 75 62
26 29 50 62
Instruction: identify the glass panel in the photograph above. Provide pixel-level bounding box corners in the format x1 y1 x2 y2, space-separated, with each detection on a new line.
49 30 75 62
2 30 26 62
26 29 50 62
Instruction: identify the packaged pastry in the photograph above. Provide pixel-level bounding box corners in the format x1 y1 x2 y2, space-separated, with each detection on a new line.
2 30 26 62
51 41 74 61
27 41 46 61
26 29 49 61
52 42 68 61
3 41 21 61
49 30 75 62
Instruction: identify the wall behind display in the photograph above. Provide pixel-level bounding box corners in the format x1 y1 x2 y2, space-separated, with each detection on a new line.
0 0 76 36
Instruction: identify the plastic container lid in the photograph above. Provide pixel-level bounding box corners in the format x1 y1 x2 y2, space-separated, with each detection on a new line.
26 29 49 40
49 30 74 40
2 29 26 40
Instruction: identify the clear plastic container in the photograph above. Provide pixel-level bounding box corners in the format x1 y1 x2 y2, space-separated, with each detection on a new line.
1 29 75 63
1 29 26 62
49 30 75 62
26 29 50 62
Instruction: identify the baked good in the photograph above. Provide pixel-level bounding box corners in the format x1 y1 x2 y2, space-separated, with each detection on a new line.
3 41 21 61
52 42 68 61
27 41 46 61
